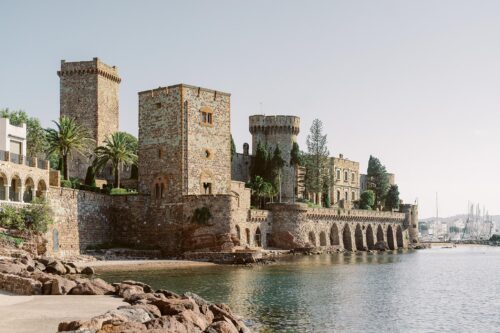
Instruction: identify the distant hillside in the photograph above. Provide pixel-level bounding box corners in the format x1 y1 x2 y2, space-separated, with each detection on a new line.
420 215 500 223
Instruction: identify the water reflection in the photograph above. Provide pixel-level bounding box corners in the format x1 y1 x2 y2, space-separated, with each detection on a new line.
99 247 500 332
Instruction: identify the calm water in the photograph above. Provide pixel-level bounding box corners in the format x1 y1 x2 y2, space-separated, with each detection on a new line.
100 246 500 333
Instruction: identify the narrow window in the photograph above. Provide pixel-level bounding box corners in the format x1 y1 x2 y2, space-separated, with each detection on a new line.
352 191 355 201
155 183 160 199
336 190 340 202
203 182 212 194
336 169 340 180
160 183 165 198
345 192 349 201
344 171 348 181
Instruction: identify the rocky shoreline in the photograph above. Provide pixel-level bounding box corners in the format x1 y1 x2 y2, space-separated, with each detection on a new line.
0 254 251 333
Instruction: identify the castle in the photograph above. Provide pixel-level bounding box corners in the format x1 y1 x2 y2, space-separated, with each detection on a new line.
0 58 419 258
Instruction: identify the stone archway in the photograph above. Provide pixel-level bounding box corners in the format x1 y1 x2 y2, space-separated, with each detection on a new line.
330 223 340 246
308 231 317 247
366 225 375 250
319 231 327 246
387 225 395 250
10 174 21 202
377 225 384 243
245 228 251 246
342 224 353 251
255 228 262 247
24 177 35 203
396 225 404 249
355 224 364 251
36 179 47 199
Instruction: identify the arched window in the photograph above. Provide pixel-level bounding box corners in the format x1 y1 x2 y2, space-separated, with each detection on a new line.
336 190 341 202
336 169 340 180
344 171 348 181
351 173 355 182
236 225 241 240
351 191 356 201
160 183 165 198
345 191 349 201
155 184 160 199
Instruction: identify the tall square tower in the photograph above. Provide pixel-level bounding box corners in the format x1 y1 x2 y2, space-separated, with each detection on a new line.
58 57 121 179
138 84 231 202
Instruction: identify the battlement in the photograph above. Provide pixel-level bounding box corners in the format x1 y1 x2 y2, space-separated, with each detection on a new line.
58 57 121 83
249 115 300 135
138 84 230 98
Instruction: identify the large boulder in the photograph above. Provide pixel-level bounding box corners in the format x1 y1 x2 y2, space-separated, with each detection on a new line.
45 260 67 275
152 297 198 316
51 276 77 295
114 283 145 299
121 280 153 293
80 266 95 275
0 259 27 275
69 278 115 296
0 272 42 295
206 320 239 333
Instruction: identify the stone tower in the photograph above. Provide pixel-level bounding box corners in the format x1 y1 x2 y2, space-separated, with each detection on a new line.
58 57 121 179
249 115 300 202
138 84 231 202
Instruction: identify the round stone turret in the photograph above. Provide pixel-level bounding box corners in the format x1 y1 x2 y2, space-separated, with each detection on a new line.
248 115 300 202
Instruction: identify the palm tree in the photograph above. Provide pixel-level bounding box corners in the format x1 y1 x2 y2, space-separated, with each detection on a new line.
45 116 92 180
93 132 138 188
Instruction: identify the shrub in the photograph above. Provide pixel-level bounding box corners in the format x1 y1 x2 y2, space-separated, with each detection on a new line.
0 205 25 230
0 199 53 234
192 206 212 225
0 232 24 247
110 188 138 196
60 179 72 188
359 190 375 210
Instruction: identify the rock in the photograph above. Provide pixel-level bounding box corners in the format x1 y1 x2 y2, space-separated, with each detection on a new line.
51 276 77 295
121 280 153 293
63 263 77 274
123 303 162 318
45 260 67 275
374 241 388 251
42 280 53 295
0 272 42 295
80 266 95 275
145 316 191 332
107 306 155 323
115 283 144 298
34 262 46 271
206 320 239 333
69 278 115 296
99 321 147 333
152 297 198 316
124 292 165 305
0 260 27 275
176 309 210 331
156 289 181 299
19 254 35 267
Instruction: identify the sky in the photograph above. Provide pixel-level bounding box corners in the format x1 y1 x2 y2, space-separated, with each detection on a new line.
1 0 499 218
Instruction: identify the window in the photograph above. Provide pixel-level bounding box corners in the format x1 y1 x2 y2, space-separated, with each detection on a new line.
200 107 213 125
155 102 162 109
345 192 349 201
336 190 341 202
351 173 355 183
203 182 212 194
344 171 348 181
204 149 211 159
336 169 340 180
352 191 355 201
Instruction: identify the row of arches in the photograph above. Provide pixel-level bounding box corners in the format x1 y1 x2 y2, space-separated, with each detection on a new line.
308 223 404 251
0 172 47 202
235 225 262 247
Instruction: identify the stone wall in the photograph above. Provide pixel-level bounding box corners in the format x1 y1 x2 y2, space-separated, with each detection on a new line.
268 203 411 251
231 152 252 183
46 187 113 258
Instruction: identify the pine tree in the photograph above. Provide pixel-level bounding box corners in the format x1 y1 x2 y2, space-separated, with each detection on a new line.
270 145 286 201
385 184 400 211
305 119 330 198
367 155 389 208
250 141 270 181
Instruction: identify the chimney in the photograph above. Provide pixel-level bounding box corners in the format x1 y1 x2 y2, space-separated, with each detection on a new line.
339 153 344 159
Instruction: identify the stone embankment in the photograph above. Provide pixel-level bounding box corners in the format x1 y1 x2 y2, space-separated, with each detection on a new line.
0 255 251 333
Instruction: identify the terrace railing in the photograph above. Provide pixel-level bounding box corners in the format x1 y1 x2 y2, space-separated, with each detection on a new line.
0 150 7 162
10 153 21 164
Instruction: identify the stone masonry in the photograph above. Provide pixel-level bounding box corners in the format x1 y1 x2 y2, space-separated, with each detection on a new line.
58 58 120 180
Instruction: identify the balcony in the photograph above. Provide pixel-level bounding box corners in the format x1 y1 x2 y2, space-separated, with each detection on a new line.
0 150 48 170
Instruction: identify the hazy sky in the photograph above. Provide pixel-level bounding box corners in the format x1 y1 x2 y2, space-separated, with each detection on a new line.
1 0 499 218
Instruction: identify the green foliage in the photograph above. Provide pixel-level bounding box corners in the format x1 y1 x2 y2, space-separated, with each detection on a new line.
130 164 139 179
230 135 236 162
367 155 390 207
290 142 302 167
490 234 500 241
0 232 24 247
60 179 72 188
251 141 270 181
0 108 28 126
385 184 400 210
93 132 138 188
192 206 212 225
84 166 96 186
60 178 80 189
270 145 286 190
359 190 375 210
247 176 275 208
0 199 53 234
45 116 93 180
449 226 461 233
305 119 330 195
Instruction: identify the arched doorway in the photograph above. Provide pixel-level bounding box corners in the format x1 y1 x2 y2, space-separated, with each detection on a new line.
355 224 364 251
24 177 34 202
387 225 395 250
377 225 384 243
342 224 353 251
319 231 327 246
10 175 21 202
366 225 375 250
255 228 262 247
308 231 316 246
36 179 47 199
330 224 340 246
245 228 251 246
235 225 241 240
396 226 404 249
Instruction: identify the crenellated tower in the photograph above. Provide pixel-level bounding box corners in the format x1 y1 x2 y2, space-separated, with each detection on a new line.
58 57 121 179
249 115 300 201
